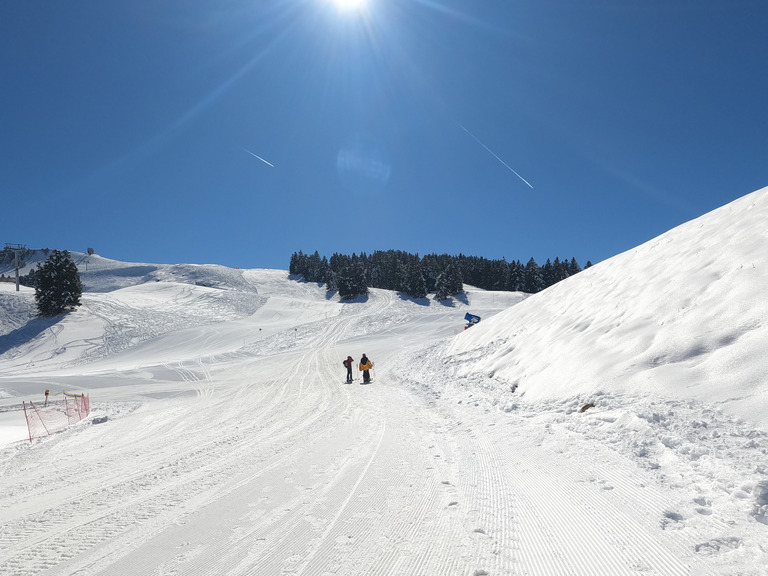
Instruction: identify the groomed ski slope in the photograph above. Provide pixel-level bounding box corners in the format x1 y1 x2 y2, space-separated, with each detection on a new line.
1 186 767 575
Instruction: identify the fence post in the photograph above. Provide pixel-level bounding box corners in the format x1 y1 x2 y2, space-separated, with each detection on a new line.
23 401 32 443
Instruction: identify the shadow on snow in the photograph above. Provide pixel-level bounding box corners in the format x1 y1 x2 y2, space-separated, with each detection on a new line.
0 314 67 356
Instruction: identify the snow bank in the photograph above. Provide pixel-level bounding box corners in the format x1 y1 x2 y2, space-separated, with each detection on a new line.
445 185 768 428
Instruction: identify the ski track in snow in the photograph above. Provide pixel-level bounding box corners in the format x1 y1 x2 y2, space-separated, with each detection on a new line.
0 286 523 576
393 339 768 576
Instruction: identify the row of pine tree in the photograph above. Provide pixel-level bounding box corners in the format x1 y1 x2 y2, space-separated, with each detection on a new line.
289 250 592 300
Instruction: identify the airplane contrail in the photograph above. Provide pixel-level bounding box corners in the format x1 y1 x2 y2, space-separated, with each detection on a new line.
243 147 275 167
460 125 533 189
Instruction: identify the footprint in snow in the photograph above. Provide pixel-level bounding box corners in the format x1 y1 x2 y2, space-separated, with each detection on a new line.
694 537 743 555
661 510 684 530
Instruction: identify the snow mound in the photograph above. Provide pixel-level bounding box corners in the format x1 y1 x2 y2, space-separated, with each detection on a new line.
443 185 768 428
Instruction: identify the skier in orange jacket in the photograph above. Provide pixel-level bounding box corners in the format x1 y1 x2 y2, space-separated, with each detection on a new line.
359 354 373 383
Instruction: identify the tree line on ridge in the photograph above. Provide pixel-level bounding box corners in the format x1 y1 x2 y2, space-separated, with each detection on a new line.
289 250 592 300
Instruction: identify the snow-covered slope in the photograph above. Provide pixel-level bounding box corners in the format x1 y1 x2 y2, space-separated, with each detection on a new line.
0 250 261 293
1 186 767 576
443 185 768 428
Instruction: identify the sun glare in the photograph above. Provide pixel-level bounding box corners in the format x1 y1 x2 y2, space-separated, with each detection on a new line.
330 0 368 13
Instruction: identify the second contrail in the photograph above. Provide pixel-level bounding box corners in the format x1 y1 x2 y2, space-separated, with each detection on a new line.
243 148 275 167
460 125 533 189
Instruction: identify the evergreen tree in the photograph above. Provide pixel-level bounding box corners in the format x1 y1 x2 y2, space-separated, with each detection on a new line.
552 257 570 284
523 257 545 293
290 250 311 277
508 260 525 291
325 269 339 293
404 260 427 298
420 254 441 293
329 252 350 276
367 251 386 289
34 250 83 317
289 250 303 276
337 260 368 300
306 250 323 282
542 258 555 287
487 258 509 291
435 263 463 300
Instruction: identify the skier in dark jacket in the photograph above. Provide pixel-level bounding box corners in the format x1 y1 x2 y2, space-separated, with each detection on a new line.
343 356 354 383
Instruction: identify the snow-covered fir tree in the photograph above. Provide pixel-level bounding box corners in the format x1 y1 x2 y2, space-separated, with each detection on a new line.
404 260 427 299
435 263 463 300
337 261 368 300
34 250 83 317
524 257 546 293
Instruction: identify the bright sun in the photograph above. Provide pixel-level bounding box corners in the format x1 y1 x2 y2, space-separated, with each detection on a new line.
330 0 368 12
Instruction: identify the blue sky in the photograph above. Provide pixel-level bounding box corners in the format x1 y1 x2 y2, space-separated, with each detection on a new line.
2 0 766 271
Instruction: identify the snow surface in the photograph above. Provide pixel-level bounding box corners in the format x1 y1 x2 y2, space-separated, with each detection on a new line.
1 186 767 575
